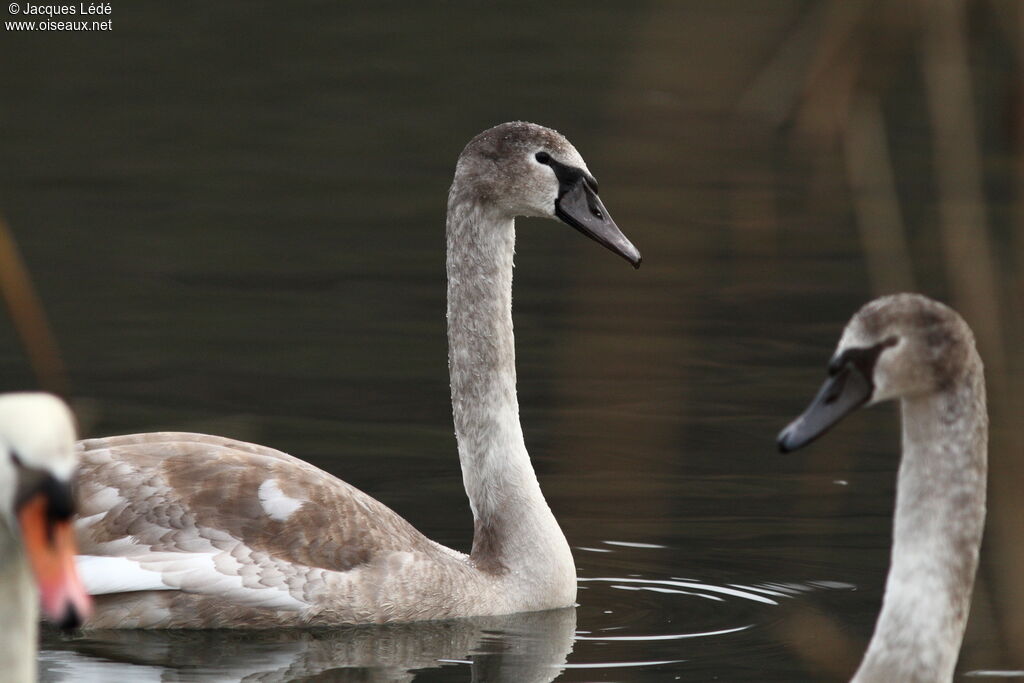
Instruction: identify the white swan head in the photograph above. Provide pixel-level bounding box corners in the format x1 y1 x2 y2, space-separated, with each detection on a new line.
0 393 78 489
778 294 977 451
0 392 91 628
451 121 641 267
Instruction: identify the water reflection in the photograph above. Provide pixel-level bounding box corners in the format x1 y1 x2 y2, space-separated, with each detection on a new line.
41 608 577 683
39 564 860 682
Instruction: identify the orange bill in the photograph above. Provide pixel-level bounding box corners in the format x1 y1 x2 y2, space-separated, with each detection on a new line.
17 493 92 628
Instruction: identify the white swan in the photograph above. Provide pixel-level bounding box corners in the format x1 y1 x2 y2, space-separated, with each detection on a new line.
778 294 986 683
0 392 91 681
74 121 641 628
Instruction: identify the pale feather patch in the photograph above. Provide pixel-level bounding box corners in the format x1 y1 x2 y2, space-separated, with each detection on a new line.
139 552 307 610
77 556 172 595
79 551 308 612
257 479 305 522
80 484 123 513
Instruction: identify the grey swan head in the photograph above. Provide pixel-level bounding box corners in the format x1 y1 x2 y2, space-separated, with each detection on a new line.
0 392 91 682
71 122 641 628
779 293 987 683
448 121 641 266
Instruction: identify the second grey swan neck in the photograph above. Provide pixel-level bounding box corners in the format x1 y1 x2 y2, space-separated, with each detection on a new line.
779 293 986 683
74 121 641 628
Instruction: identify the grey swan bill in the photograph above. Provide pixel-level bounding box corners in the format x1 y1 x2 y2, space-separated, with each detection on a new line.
778 294 987 683
73 121 642 628
0 392 92 682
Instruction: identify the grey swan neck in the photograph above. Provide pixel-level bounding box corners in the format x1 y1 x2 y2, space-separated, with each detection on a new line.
0 530 37 683
853 372 987 683
445 194 573 582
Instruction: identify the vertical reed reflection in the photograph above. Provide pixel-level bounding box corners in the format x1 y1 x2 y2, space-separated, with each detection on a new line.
0 216 69 398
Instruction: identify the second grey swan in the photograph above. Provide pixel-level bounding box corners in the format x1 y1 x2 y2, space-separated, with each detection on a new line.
779 294 987 683
73 121 642 628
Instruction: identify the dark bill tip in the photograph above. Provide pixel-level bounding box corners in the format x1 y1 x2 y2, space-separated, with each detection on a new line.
777 364 874 453
555 179 641 268
57 603 83 632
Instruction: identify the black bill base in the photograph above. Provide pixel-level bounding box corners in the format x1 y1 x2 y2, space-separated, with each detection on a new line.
777 365 874 453
555 179 641 268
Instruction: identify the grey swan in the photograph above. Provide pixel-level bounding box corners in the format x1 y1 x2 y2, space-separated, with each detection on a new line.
779 294 987 683
73 121 641 628
0 392 91 681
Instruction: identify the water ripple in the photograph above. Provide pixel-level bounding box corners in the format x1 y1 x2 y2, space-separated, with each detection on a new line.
576 624 753 642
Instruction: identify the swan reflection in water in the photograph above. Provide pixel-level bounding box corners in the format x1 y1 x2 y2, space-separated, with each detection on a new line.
39 607 576 682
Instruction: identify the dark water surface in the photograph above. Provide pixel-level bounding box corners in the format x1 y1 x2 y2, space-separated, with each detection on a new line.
1 2 1021 681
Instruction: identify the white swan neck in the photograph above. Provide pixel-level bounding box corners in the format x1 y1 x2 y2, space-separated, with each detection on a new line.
445 196 572 583
0 532 37 683
853 375 987 683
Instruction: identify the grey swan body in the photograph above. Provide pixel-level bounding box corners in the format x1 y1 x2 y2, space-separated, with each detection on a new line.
780 294 987 682
0 393 90 681
74 122 641 628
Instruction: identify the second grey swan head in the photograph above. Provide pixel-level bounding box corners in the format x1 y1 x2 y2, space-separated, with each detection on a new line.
779 294 987 683
73 121 641 628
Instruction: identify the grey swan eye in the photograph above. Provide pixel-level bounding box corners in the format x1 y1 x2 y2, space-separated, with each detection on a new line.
535 151 550 164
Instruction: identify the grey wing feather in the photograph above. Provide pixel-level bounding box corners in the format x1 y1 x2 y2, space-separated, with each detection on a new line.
74 432 463 626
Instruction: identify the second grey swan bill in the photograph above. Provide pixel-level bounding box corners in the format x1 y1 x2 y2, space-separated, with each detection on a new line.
779 294 987 683
73 122 641 628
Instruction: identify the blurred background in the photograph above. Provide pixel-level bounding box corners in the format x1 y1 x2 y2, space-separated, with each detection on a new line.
1 1 1021 680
